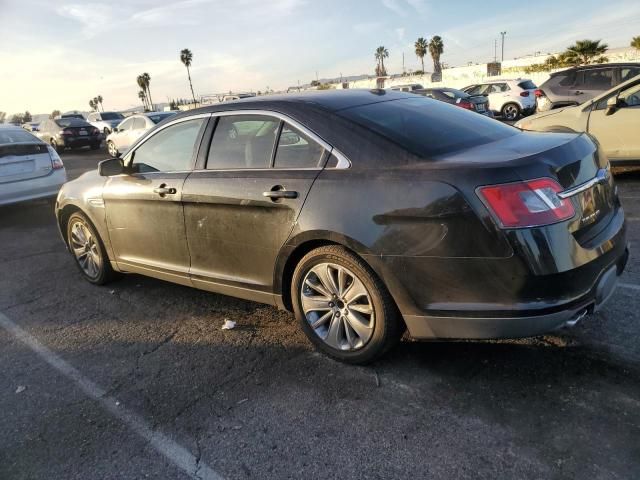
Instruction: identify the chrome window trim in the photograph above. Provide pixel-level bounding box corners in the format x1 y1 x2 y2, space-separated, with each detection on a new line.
124 109 352 172
557 167 610 199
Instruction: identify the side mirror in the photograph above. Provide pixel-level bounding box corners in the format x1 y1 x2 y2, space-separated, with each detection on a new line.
98 158 125 176
605 96 620 116
280 131 301 146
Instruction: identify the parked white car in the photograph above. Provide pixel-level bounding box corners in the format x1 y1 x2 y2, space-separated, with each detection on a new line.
0 126 67 206
87 111 125 135
462 79 538 120
106 112 177 157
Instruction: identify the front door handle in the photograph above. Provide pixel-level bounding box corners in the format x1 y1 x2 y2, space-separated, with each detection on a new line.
263 190 298 200
153 184 177 196
574 90 583 95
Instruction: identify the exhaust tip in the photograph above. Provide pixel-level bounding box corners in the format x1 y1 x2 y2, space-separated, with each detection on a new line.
564 308 589 328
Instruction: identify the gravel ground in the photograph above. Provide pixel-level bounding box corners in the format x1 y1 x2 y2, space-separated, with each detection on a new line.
1 146 639 480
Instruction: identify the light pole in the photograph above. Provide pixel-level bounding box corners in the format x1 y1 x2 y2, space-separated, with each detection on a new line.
500 31 507 62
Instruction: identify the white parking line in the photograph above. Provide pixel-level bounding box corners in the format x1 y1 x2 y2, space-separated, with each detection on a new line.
0 312 222 480
619 282 640 291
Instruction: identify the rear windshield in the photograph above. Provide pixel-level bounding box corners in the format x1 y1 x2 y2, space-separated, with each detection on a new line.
147 113 176 124
101 112 124 120
56 118 90 128
518 80 537 90
338 97 517 157
0 129 40 144
442 89 467 99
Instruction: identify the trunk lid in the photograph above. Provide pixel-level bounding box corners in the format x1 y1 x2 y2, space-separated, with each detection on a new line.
0 142 53 183
434 131 615 240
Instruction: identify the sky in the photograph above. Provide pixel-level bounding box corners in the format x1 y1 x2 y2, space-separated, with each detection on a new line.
1 0 639 115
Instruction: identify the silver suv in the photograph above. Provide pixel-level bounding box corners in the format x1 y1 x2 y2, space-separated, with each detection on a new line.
536 63 640 112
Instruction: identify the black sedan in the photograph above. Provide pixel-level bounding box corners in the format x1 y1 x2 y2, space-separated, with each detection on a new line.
55 90 627 363
417 87 493 116
37 117 102 153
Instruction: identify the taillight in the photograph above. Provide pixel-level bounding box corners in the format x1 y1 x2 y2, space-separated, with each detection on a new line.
47 145 64 169
61 129 73 136
477 178 575 228
456 99 475 110
520 91 530 97
534 89 545 98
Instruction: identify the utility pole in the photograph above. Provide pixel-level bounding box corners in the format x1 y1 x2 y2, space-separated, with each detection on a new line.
402 52 405 74
500 31 507 62
494 39 497 63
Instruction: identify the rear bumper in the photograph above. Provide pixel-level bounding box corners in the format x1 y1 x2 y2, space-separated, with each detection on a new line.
0 169 67 206
404 246 628 339
61 136 102 148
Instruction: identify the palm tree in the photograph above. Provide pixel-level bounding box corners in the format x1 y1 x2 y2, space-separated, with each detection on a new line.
89 99 96 111
414 37 428 73
138 90 148 110
180 49 197 106
97 95 104 111
428 36 444 75
142 73 153 111
631 36 640 51
564 39 608 65
375 46 389 76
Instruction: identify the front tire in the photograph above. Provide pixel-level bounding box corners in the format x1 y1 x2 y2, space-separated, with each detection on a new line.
66 212 118 285
291 245 403 364
501 103 521 121
107 141 119 158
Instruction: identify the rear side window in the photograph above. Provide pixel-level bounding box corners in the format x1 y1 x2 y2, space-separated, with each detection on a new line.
580 69 613 88
339 97 518 158
558 71 576 86
273 123 325 169
518 80 537 90
207 115 279 169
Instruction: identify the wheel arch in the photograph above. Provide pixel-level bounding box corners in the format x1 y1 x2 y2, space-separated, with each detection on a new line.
275 230 415 316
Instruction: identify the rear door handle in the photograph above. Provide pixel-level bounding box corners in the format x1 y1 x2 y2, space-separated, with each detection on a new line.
263 190 298 199
153 185 177 196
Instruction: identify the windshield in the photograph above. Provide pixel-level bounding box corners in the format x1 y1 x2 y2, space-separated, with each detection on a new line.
56 118 90 128
339 97 518 158
101 112 124 120
147 112 177 124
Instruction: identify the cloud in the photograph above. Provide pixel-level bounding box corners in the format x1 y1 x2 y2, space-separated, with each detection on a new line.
395 27 406 41
56 3 116 36
381 0 406 15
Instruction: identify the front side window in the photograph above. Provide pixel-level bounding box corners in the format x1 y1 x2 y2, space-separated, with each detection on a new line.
274 123 324 169
118 118 134 131
207 115 279 169
131 118 205 173
582 69 613 88
621 67 640 82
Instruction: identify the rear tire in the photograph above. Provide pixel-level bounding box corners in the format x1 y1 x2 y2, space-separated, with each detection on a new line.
501 103 521 121
50 139 64 154
66 212 119 285
291 245 403 364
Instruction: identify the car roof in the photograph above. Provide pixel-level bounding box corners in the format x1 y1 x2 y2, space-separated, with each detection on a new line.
179 89 412 115
550 62 640 76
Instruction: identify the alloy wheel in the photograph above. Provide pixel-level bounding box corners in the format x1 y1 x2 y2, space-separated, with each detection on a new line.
503 104 519 120
107 141 117 157
69 220 102 279
301 262 375 351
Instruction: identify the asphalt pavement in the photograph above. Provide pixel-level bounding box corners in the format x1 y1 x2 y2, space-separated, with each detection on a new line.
1 146 639 479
